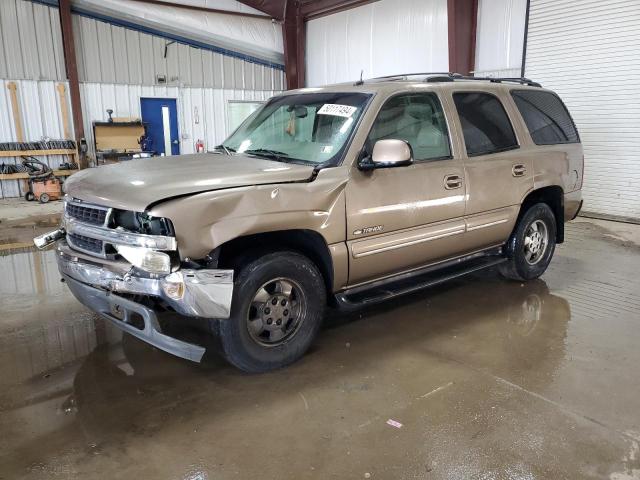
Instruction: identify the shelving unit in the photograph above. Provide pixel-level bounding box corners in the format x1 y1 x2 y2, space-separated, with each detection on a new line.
0 148 80 181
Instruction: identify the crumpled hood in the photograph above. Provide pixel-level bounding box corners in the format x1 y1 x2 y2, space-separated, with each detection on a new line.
64 154 316 211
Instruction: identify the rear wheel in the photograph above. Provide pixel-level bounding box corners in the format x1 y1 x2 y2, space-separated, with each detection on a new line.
38 193 50 204
499 203 557 281
215 251 326 373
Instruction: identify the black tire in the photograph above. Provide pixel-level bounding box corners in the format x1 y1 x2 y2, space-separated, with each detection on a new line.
24 191 35 201
499 203 557 281
38 192 50 204
215 251 326 373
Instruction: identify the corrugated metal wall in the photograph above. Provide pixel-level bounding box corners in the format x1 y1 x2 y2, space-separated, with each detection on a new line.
71 14 284 90
80 84 278 157
0 0 284 199
0 0 66 81
305 0 448 86
0 79 72 198
525 0 640 221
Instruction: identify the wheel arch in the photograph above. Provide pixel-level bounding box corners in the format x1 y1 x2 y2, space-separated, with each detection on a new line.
216 229 335 299
519 186 565 243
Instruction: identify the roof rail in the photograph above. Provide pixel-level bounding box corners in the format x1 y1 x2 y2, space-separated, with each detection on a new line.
364 72 456 82
355 72 541 87
421 74 541 87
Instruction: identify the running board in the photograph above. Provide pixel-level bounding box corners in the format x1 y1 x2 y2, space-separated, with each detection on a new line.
335 253 507 309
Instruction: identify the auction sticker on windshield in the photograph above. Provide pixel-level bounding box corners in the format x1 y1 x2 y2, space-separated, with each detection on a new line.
317 104 357 118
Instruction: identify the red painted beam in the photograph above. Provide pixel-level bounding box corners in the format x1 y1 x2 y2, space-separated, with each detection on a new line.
130 0 272 19
237 0 285 20
447 0 478 75
300 0 380 20
282 0 305 89
58 0 86 167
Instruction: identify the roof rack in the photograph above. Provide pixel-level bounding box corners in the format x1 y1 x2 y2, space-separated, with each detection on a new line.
358 72 542 88
437 75 542 88
361 72 455 84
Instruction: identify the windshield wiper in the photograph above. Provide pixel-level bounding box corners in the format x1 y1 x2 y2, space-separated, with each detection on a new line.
244 149 291 162
214 144 235 155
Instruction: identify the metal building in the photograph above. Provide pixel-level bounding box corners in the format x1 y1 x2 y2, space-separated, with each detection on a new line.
0 0 285 198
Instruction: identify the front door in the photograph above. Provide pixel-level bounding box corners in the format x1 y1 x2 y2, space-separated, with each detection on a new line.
346 92 467 285
449 91 534 249
140 98 180 156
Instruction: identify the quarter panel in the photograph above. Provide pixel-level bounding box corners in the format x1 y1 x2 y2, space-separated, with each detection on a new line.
533 143 583 193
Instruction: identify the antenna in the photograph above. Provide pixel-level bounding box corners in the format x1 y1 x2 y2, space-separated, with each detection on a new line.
354 70 364 86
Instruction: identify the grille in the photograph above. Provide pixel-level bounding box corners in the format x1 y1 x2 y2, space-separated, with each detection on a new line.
66 202 108 226
68 233 104 254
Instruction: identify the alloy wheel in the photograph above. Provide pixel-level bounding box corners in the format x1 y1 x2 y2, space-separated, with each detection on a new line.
246 277 307 347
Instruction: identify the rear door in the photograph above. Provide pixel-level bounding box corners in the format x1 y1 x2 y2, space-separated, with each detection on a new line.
345 92 467 285
450 90 534 250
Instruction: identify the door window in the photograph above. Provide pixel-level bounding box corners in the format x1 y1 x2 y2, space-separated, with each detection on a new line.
511 90 579 145
367 93 451 161
453 92 518 156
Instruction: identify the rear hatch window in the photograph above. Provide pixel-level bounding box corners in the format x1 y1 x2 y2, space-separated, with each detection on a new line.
511 90 579 145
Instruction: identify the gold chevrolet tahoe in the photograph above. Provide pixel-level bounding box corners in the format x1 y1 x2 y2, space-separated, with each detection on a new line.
34 74 583 372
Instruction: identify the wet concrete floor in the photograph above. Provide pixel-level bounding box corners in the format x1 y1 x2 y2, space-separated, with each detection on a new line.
0 220 639 479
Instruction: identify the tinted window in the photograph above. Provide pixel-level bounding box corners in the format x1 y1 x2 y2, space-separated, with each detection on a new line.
367 93 451 161
453 92 518 156
511 90 579 145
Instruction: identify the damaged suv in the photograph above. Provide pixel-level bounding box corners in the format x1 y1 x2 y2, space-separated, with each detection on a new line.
35 74 583 372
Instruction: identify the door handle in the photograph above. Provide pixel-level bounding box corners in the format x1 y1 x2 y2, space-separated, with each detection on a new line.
512 164 526 177
444 174 463 190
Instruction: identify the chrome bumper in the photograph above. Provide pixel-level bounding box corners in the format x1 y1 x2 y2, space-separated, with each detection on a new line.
56 243 234 319
55 242 234 362
63 273 207 362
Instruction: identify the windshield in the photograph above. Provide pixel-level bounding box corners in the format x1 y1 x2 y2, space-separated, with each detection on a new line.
221 92 371 165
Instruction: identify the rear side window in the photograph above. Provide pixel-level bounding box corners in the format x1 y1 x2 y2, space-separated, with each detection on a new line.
453 92 518 156
511 90 579 145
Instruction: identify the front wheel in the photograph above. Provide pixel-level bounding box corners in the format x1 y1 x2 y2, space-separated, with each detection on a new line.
499 203 557 281
214 251 326 373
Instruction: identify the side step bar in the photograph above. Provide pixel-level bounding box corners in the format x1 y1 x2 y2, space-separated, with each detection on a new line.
335 250 507 310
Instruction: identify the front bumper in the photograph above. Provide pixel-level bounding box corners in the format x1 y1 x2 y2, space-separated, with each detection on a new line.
55 241 234 362
56 242 234 318
63 273 207 362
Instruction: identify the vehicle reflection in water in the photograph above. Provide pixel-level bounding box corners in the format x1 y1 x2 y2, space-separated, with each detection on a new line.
0 248 571 478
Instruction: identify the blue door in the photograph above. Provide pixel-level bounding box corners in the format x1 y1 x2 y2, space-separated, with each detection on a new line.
140 98 180 155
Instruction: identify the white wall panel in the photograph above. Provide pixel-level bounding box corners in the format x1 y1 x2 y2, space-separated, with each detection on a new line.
525 0 640 220
306 0 449 86
0 79 71 199
77 0 284 64
474 0 526 76
1 1 284 86
0 1 284 198
78 83 279 162
70 12 285 89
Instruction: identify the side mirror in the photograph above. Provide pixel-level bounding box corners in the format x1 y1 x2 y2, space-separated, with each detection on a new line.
358 139 413 171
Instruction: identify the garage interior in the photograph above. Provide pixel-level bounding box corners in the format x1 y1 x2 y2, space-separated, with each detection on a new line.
1 0 639 479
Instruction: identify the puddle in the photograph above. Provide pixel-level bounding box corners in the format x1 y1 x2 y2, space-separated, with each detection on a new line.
0 221 638 479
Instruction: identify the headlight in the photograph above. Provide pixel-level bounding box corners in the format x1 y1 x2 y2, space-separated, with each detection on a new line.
115 245 171 274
